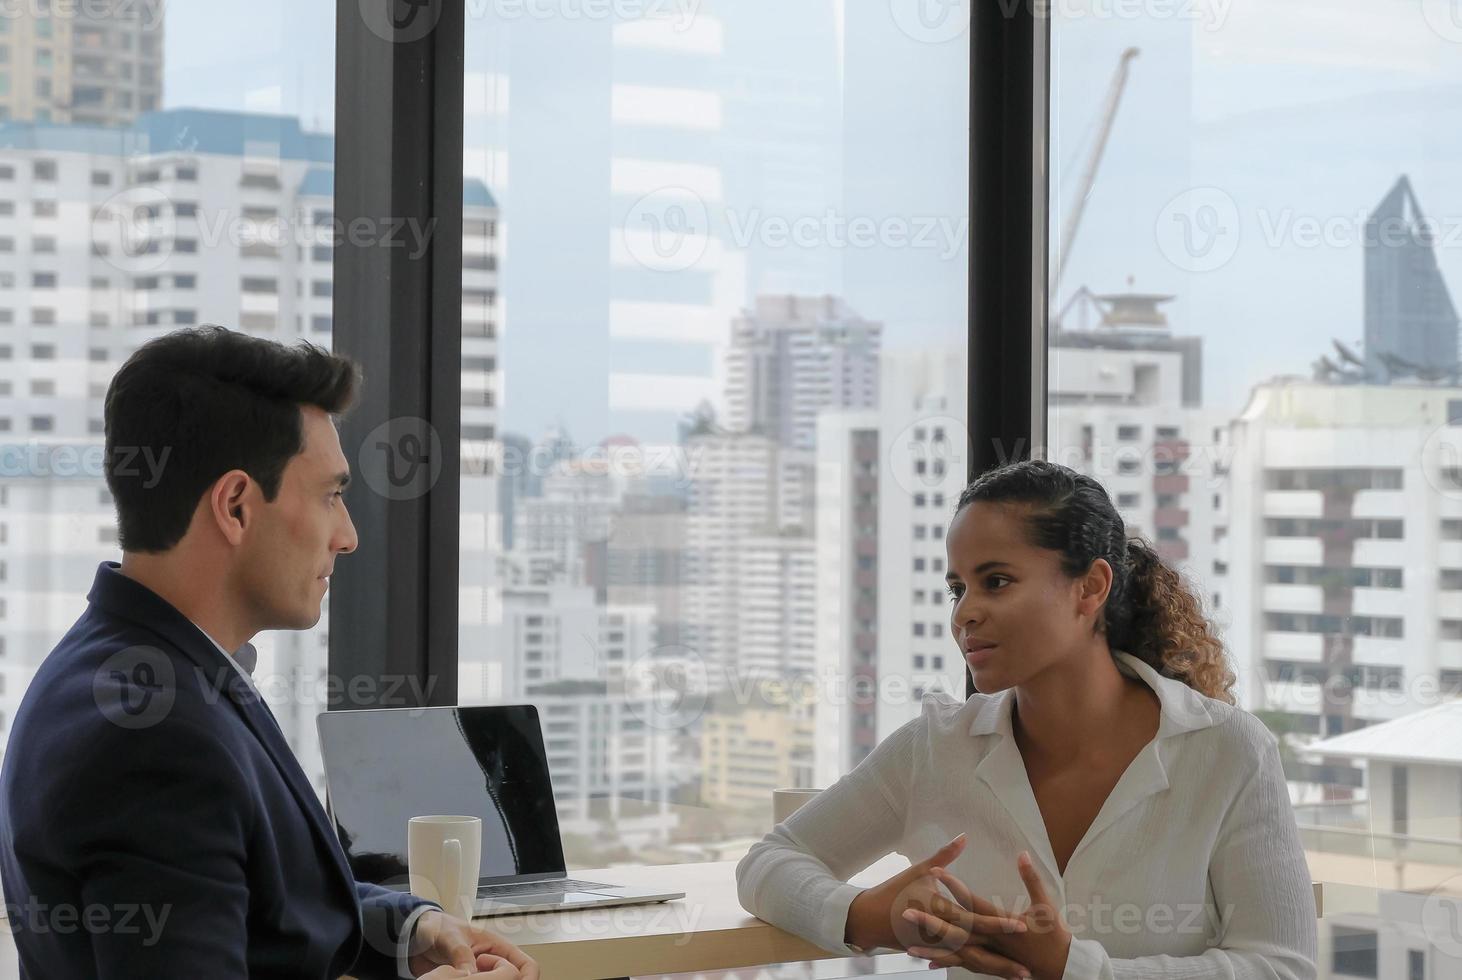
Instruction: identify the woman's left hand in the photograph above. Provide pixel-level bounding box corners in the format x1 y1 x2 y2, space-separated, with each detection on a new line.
902 851 1072 980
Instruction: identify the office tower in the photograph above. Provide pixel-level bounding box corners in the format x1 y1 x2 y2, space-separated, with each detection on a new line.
0 109 500 798
1364 177 1460 382
0 2 163 126
814 349 968 786
592 491 687 644
1219 379 1462 798
1049 290 1221 578
724 294 882 451
681 429 812 685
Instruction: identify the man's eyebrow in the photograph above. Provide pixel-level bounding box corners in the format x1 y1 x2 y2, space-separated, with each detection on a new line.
330 472 351 489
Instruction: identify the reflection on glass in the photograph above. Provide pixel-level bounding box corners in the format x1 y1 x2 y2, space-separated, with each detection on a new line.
457 2 969 871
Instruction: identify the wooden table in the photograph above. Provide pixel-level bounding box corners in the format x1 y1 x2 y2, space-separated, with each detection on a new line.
478 861 1325 980
480 857 909 979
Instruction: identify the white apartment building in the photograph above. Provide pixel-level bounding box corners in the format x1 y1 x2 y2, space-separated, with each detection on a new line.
682 430 811 686
1049 291 1223 593
1220 379 1462 798
725 294 881 451
461 580 678 848
511 462 618 584
532 682 678 849
814 349 969 786
0 109 499 798
736 532 816 677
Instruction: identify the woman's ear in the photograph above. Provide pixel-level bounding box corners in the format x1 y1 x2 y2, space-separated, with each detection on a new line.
1079 558 1114 616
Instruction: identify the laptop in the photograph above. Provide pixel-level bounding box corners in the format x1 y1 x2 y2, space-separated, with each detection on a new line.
317 704 685 916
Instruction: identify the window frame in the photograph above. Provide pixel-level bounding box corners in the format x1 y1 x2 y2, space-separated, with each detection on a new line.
329 0 465 709
332 5 1047 711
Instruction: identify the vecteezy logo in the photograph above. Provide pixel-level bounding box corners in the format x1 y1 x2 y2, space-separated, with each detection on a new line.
1154 187 1241 274
888 414 970 499
93 646 176 730
623 187 710 272
622 645 710 731
90 186 177 275
1421 874 1462 958
889 0 971 44
1421 0 1462 43
358 0 443 44
1421 422 1462 502
358 416 444 501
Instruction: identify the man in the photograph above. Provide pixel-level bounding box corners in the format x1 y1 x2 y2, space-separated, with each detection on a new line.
0 327 537 979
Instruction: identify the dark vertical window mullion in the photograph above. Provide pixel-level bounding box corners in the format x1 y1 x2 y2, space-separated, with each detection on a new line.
329 0 464 709
966 8 1051 698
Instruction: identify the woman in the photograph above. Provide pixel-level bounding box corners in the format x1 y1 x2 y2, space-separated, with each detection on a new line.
736 460 1317 980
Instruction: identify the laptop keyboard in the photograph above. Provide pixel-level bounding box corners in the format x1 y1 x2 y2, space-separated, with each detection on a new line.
477 878 613 899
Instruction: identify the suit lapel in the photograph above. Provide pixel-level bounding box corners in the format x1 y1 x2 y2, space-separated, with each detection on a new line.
86 563 358 901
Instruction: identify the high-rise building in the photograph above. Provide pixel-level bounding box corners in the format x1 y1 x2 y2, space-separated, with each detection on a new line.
1364 177 1460 382
1050 291 1221 578
682 430 812 685
0 3 164 126
814 349 968 786
1219 379 1462 798
725 294 882 451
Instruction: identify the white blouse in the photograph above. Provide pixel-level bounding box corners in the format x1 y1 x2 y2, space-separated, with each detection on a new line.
736 651 1318 980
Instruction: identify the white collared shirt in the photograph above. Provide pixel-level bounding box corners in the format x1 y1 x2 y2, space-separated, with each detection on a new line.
187 621 434 978
735 651 1318 980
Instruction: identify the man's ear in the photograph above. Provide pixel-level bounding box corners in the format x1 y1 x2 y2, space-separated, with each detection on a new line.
209 470 252 545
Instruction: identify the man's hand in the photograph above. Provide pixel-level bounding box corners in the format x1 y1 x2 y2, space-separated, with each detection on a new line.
408 909 540 980
902 852 1071 980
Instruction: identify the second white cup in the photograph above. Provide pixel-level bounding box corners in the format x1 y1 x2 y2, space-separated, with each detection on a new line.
408 815 482 920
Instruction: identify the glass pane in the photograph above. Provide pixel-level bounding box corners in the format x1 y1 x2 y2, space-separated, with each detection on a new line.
0 1 337 795
461 3 969 867
1051 4 1462 977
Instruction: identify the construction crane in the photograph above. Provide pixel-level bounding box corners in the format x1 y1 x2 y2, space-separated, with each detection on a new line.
1052 47 1140 299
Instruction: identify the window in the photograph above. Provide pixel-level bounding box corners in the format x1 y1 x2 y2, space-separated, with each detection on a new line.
1330 927 1377 979
0 3 344 799
1049 2 1460 930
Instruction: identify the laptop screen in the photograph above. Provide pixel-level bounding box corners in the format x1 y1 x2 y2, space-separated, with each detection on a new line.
317 705 567 887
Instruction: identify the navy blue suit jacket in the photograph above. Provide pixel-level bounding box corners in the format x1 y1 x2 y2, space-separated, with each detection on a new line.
0 562 436 978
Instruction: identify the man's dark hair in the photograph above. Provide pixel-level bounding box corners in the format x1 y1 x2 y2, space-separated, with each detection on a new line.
104 325 360 553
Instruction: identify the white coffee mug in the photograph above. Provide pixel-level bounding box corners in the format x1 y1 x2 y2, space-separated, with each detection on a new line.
772 787 823 827
408 815 482 920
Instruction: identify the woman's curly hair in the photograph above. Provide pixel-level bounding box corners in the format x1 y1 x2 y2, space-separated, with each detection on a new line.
957 459 1236 704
